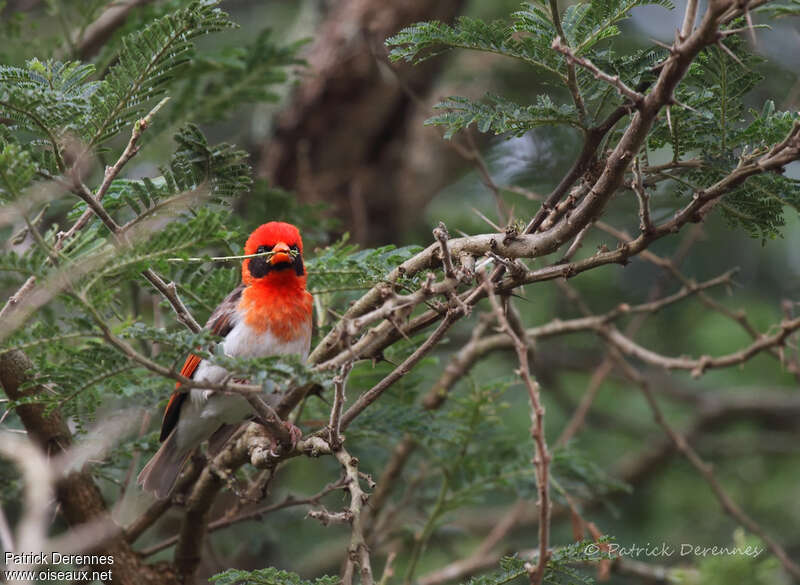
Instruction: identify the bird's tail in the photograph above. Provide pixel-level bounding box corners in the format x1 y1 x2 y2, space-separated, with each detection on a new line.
137 431 192 499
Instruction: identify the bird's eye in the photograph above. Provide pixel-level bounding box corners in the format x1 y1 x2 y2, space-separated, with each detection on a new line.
289 244 299 251
256 245 272 254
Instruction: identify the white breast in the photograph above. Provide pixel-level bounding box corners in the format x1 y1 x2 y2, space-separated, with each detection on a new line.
192 317 312 389
174 316 312 451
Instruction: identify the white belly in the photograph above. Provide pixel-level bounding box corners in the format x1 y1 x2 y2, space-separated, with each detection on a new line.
174 318 311 451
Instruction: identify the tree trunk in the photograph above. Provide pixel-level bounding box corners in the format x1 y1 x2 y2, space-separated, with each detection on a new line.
0 350 177 585
257 0 468 245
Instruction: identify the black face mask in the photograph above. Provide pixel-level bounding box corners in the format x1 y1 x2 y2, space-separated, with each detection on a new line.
249 245 304 278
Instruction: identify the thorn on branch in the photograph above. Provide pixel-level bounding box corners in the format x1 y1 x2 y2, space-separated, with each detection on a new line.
650 37 679 55
715 37 745 67
668 96 700 114
328 362 352 450
631 157 654 235
486 252 526 279
471 206 503 232
433 222 456 279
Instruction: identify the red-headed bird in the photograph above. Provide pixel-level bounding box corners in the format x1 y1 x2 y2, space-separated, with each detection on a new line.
138 222 313 498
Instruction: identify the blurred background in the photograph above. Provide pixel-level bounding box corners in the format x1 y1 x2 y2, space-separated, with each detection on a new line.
1 0 799 583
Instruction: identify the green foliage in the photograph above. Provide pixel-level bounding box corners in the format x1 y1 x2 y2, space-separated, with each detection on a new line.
0 141 36 201
387 0 673 135
390 4 800 242
677 529 782 585
460 555 529 585
86 0 235 146
170 29 306 124
722 172 800 240
544 538 614 585
356 377 537 544
428 94 581 139
0 1 249 177
0 59 98 169
756 0 800 17
558 0 674 54
65 126 251 228
457 544 612 585
387 13 561 78
0 0 297 428
209 567 340 585
307 239 421 292
550 443 631 504
645 38 800 239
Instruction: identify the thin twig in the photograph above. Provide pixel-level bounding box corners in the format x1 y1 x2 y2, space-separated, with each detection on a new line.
599 316 800 377
339 313 458 430
548 0 587 121
140 480 344 556
618 358 800 580
630 157 653 234
481 274 551 585
552 38 644 105
328 362 352 449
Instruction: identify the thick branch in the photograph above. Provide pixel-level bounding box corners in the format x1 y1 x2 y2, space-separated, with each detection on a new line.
335 446 374 585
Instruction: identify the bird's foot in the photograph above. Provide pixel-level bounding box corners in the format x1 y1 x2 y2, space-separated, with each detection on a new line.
268 420 302 457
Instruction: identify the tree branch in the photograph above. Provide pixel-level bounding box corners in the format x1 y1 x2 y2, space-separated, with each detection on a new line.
599 316 800 377
618 358 800 580
551 37 644 105
75 0 155 59
482 276 550 585
335 446 374 585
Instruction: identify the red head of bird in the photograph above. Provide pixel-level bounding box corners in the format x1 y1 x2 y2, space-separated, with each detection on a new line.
242 221 306 288
239 221 312 341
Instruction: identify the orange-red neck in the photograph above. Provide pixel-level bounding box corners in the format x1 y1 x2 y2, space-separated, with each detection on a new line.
238 274 312 341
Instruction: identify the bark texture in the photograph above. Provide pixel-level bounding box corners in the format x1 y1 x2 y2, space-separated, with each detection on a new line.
258 0 467 245
0 350 176 585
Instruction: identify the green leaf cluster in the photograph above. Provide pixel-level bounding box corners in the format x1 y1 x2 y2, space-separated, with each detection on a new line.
388 4 800 239
428 94 581 139
306 236 423 295
170 29 306 124
210 567 340 585
0 1 298 429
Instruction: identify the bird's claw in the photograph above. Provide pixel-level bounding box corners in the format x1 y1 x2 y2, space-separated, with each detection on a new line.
268 420 302 457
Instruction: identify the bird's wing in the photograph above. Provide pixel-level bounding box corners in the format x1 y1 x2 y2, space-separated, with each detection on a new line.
159 284 244 441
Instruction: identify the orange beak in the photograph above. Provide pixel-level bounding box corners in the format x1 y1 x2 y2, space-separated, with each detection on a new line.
270 241 291 265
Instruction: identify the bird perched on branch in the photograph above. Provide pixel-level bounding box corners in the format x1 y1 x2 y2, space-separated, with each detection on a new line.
138 222 313 499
